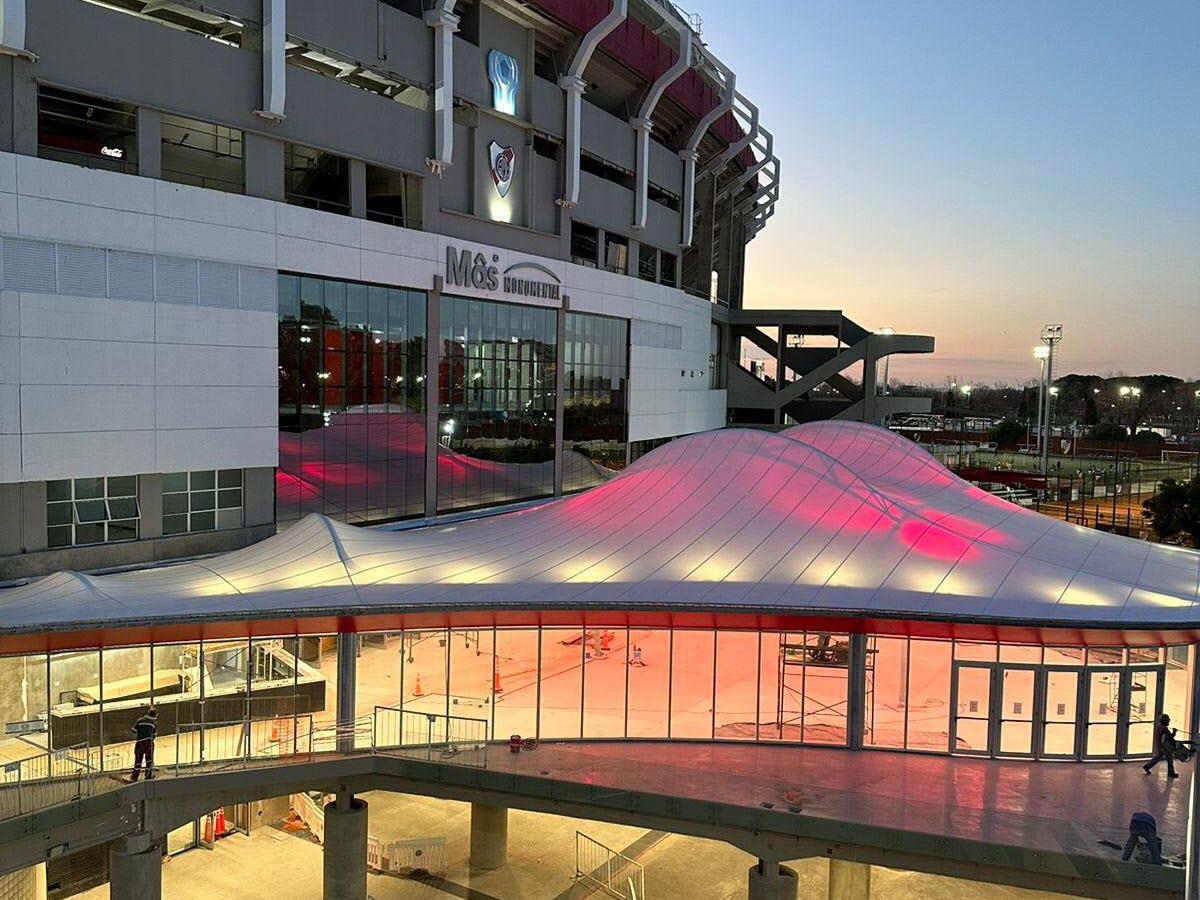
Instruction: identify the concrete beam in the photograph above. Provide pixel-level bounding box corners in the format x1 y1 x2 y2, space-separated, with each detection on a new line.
423 2 459 174
254 0 286 122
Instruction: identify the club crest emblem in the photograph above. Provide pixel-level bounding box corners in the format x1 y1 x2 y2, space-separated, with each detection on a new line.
489 140 515 199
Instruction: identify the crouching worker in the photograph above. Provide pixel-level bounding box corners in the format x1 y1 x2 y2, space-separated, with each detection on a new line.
1121 812 1163 865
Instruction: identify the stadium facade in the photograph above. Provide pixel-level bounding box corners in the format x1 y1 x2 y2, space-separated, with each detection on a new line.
0 0 813 580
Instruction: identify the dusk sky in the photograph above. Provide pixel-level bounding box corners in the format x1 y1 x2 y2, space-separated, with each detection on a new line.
699 0 1199 385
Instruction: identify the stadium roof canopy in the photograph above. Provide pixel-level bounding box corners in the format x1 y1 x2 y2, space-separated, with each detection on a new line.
2 422 1199 653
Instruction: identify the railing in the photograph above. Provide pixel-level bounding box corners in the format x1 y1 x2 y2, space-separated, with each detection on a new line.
0 707 490 823
576 830 645 900
374 706 489 767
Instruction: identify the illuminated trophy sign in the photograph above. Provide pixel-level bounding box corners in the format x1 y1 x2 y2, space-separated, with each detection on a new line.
487 49 519 115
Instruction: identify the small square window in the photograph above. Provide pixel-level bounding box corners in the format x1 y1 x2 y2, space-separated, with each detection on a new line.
47 480 72 502
107 520 138 542
217 469 243 489
107 497 140 520
162 514 189 536
217 488 242 510
47 502 73 527
190 511 216 532
74 478 104 500
163 493 188 515
190 491 216 512
190 471 216 491
74 522 105 545
163 472 189 493
107 476 137 497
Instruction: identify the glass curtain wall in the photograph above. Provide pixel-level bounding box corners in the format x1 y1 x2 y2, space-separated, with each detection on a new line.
563 312 629 493
437 296 557 512
3 634 1191 769
277 273 427 526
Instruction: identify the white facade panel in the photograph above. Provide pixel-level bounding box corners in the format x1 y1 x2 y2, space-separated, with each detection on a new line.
20 384 155 433
155 386 276 430
19 337 156 386
155 426 277 471
155 305 276 349
22 430 156 481
17 195 157 251
155 344 278 387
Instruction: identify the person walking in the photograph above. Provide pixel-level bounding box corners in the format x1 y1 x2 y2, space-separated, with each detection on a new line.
130 707 159 782
1143 713 1179 778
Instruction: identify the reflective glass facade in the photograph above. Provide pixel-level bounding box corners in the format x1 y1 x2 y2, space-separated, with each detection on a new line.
277 274 427 525
437 295 557 512
563 312 628 493
278 279 631 523
0 632 1188 770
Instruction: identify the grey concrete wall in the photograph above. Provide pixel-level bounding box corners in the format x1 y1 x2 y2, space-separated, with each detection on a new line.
243 466 276 528
245 133 285 201
138 474 163 541
532 76 565 137
582 101 635 172
0 483 20 556
0 524 275 581
135 108 162 179
577 171 634 237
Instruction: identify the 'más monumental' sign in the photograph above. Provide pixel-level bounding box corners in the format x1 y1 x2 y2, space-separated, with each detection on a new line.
445 246 561 301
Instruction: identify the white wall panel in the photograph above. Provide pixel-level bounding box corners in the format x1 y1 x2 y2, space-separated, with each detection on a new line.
155 305 275 348
155 344 277 387
156 386 275 430
17 196 156 250
0 434 20 483
155 426 277 471
21 384 155 433
19 338 155 386
15 154 155 214
22 430 156 481
154 216 277 267
19 294 155 342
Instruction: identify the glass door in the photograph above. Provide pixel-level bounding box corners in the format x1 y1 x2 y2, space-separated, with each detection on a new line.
1084 668 1121 758
997 666 1036 756
1039 668 1082 759
951 662 993 755
1125 667 1164 757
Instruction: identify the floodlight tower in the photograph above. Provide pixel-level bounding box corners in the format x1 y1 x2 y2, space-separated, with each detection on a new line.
1039 325 1062 476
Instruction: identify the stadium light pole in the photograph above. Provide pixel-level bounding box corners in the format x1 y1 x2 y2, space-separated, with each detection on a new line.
1034 346 1050 462
1039 325 1062 476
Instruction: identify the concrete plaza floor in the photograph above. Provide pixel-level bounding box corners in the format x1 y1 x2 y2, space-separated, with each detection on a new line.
74 790 1078 900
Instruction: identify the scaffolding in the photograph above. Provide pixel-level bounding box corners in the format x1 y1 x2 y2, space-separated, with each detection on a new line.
775 633 875 741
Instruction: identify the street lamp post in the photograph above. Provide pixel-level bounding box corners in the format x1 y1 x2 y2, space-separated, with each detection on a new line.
1034 346 1049 464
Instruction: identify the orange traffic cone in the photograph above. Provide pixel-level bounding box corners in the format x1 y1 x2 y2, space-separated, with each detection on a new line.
270 716 282 741
493 665 503 693
413 673 423 697
600 631 612 651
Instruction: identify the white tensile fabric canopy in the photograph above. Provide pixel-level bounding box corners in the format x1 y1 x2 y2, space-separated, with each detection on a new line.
1 422 1198 636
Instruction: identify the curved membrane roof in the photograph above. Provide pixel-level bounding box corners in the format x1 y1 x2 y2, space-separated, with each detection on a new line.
1 422 1198 647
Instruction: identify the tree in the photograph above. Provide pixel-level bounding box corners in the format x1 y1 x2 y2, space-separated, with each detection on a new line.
1133 430 1164 446
1091 422 1127 442
1143 476 1200 546
988 419 1025 450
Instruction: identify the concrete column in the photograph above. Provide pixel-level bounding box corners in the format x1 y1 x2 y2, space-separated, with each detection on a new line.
846 633 868 750
469 802 508 870
136 108 162 179
110 834 162 900
747 860 797 900
138 473 163 540
828 859 870 900
0 863 46 900
244 132 285 201
349 159 367 219
323 795 368 900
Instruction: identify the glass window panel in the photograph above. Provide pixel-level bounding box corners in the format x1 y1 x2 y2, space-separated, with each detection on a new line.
493 628 538 741
999 644 1042 664
107 475 136 497
162 514 188 535
954 641 997 662
714 632 759 741
538 629 582 739
217 469 243 489
906 638 952 750
401 630 449 724
190 490 216 512
74 499 109 523
217 488 242 509
866 637 908 749
0 653 49 752
216 509 242 530
279 273 300 320
670 630 714 739
107 497 139 520
46 502 73 526
49 650 100 750
190 511 216 532
162 493 188 515
47 480 71 502
582 628 625 738
190 471 216 491
74 478 104 500
46 525 73 548
108 519 138 542
100 646 151 768
163 472 188 493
